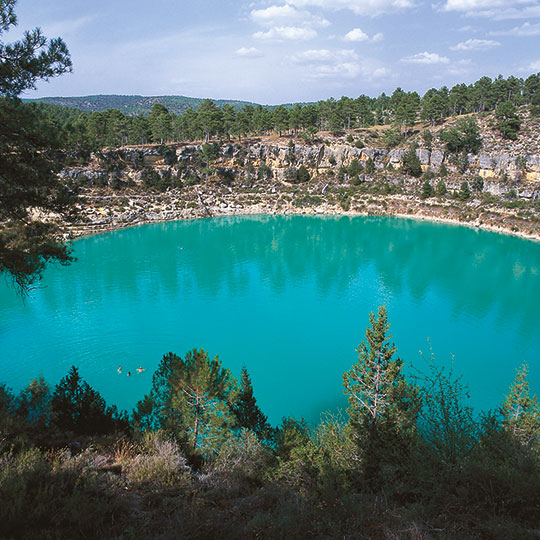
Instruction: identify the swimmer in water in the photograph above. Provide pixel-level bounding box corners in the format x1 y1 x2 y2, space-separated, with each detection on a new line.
127 371 131 377
117 366 122 374
136 366 145 373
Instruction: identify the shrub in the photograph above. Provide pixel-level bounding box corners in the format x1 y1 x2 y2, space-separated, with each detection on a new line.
472 175 484 192
402 147 423 177
365 157 375 175
421 179 434 199
201 430 273 494
0 449 123 538
128 431 191 488
436 179 447 197
51 366 129 436
457 181 471 201
297 165 311 183
441 118 482 154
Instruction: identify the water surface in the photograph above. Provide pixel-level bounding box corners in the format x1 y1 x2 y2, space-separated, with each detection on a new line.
1 215 539 424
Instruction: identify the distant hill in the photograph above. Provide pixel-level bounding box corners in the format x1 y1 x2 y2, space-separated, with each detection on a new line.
23 95 263 115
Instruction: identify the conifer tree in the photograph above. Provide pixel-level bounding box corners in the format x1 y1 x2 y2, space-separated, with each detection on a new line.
0 0 73 291
502 363 540 446
232 367 272 441
134 349 238 455
343 306 420 487
51 366 128 435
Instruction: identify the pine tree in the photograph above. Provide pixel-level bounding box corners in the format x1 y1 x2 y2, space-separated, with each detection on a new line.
232 367 272 441
134 349 238 456
1 0 73 291
495 101 521 140
421 179 434 199
343 306 420 487
502 363 540 446
51 366 127 435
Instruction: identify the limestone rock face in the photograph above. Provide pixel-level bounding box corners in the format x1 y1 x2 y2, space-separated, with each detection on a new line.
62 138 540 198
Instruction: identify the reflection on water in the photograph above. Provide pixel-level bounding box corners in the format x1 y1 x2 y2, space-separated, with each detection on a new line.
1 215 539 424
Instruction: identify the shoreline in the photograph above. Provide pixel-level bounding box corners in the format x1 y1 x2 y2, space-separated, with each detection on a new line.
62 194 540 244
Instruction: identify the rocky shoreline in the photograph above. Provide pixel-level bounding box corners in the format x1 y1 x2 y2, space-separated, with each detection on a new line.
62 184 540 243
57 126 540 243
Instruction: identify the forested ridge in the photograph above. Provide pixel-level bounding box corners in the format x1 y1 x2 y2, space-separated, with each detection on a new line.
1 307 540 539
29 72 540 149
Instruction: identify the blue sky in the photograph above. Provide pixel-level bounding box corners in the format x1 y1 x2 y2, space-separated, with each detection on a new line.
10 0 540 104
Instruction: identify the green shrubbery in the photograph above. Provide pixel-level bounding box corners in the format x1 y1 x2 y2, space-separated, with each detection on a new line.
1 309 540 538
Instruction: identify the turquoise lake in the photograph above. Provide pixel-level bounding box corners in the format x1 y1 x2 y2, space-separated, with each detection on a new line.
1 215 539 424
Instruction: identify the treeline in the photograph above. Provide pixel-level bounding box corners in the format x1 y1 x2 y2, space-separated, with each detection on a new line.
1 307 540 538
30 72 540 150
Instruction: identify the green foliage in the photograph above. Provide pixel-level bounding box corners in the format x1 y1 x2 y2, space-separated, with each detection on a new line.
342 306 420 488
531 90 540 116
348 158 363 177
51 366 128 435
365 157 375 175
128 431 190 488
134 349 238 458
257 163 273 180
232 367 273 442
436 179 447 196
502 363 540 447
274 417 310 461
0 1 74 291
422 129 433 150
401 147 423 177
495 101 521 140
421 179 433 199
0 448 123 538
441 117 482 154
457 181 471 200
472 175 484 192
284 165 310 183
297 164 311 183
382 127 402 148
416 351 477 464
204 429 273 494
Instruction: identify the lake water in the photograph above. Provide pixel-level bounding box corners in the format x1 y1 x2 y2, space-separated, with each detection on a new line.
1 215 539 424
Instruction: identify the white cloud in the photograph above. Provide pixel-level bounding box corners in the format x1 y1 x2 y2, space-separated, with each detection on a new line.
236 47 264 58
344 28 369 42
291 48 358 63
518 59 540 72
41 15 96 37
492 21 540 36
372 32 384 42
289 48 390 80
286 0 415 17
442 0 540 19
253 26 317 40
250 5 330 27
401 51 451 64
451 38 501 50
446 58 474 75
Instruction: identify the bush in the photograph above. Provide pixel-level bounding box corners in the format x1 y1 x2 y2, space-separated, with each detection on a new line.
436 179 447 197
128 431 191 488
0 449 123 538
348 159 363 177
297 165 311 183
457 181 471 201
420 179 433 199
201 430 273 494
402 147 423 177
472 175 484 192
365 158 375 175
441 118 482 154
51 366 129 436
